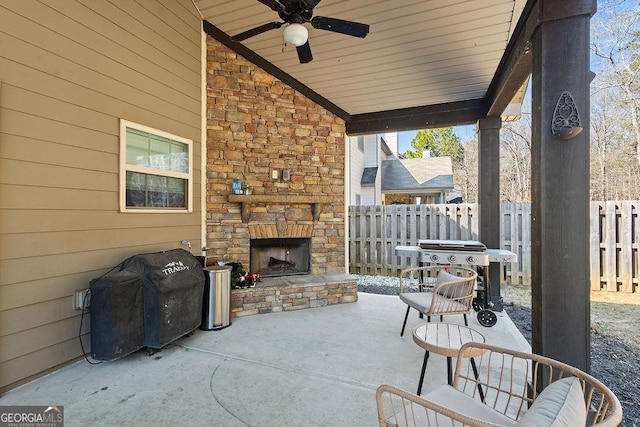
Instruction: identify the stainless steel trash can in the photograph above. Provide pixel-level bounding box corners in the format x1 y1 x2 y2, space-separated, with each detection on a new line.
201 265 232 330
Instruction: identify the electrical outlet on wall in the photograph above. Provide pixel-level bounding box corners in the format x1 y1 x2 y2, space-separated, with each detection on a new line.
271 169 280 180
74 289 90 310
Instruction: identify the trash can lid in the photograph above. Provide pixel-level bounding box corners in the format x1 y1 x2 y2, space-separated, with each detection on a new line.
204 265 233 271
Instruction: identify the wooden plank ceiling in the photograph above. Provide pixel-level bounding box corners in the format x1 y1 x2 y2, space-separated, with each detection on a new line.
194 0 527 130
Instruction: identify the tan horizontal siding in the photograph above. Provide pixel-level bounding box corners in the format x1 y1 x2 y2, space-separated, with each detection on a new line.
2 226 203 261
1 159 117 191
0 118 202 177
0 108 118 154
0 134 116 173
1 157 201 190
0 337 87 390
0 59 199 140
0 0 203 391
74 0 201 69
129 0 202 45
0 31 200 128
0 184 201 212
0 298 80 338
156 0 202 27
2 84 117 136
0 184 118 211
9 0 200 90
1 316 90 365
0 273 109 313
0 209 203 234
0 233 202 288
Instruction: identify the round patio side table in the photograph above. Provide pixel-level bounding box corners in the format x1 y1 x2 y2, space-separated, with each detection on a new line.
412 322 486 396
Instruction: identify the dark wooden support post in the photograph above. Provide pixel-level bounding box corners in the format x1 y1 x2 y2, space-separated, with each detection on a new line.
530 0 595 373
477 117 503 310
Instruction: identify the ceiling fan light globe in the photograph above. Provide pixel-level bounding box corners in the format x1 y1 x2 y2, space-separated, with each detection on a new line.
283 23 308 47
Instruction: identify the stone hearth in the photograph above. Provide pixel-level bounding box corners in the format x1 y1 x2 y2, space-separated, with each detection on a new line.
232 274 357 317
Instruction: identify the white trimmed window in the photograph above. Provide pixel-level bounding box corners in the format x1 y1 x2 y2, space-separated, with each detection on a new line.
120 120 193 212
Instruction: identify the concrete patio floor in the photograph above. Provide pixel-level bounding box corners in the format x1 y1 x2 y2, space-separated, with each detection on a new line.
0 292 530 426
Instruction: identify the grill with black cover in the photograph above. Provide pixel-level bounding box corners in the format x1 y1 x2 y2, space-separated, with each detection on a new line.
120 248 204 349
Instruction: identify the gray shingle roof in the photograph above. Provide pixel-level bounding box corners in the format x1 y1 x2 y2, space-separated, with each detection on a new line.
381 157 454 193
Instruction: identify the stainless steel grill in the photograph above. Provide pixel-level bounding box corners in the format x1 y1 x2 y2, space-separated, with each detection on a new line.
394 240 518 328
395 240 517 267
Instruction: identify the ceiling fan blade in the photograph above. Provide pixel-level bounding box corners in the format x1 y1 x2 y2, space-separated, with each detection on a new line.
257 0 283 12
311 16 369 38
231 21 283 42
296 41 313 63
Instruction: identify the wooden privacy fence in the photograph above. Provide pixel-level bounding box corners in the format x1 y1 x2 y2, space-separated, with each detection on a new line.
349 201 639 293
348 203 529 286
590 201 639 292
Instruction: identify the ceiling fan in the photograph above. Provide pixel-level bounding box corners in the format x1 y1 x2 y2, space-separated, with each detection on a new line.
230 0 369 64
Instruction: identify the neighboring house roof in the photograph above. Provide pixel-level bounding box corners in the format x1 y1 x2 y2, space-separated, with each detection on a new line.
381 157 454 193
361 167 378 186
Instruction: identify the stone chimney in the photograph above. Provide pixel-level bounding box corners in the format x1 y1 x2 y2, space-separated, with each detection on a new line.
203 38 346 275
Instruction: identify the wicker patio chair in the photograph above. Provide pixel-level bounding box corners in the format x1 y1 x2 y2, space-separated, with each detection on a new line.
376 342 623 426
399 265 477 336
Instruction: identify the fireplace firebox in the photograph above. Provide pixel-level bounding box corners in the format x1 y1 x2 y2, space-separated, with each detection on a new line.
250 238 311 277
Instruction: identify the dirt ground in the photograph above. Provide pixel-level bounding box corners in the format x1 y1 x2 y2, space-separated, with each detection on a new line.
503 285 640 427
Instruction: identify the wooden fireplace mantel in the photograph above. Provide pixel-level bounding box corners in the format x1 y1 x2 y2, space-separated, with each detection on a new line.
228 194 335 222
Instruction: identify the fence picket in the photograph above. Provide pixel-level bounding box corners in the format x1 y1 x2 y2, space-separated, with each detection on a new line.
634 202 640 293
589 202 602 291
620 201 634 292
604 202 618 291
520 203 532 286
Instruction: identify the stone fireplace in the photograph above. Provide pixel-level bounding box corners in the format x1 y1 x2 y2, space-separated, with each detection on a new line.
203 37 357 316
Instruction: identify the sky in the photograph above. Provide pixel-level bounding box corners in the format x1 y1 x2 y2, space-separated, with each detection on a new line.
397 125 476 155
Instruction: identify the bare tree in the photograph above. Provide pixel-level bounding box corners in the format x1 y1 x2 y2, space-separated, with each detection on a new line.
455 117 532 204
455 139 478 202
501 114 532 202
590 88 615 200
587 0 640 200
591 0 640 170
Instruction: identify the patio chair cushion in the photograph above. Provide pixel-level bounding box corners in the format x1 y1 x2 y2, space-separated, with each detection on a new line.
399 292 468 314
422 384 517 426
435 269 467 298
516 377 586 426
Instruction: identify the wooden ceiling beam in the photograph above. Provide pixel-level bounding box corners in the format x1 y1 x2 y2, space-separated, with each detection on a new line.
346 99 487 135
484 1 537 117
485 0 596 117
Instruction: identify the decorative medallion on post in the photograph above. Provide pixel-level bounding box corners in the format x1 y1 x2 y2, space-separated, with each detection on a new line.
551 91 583 139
